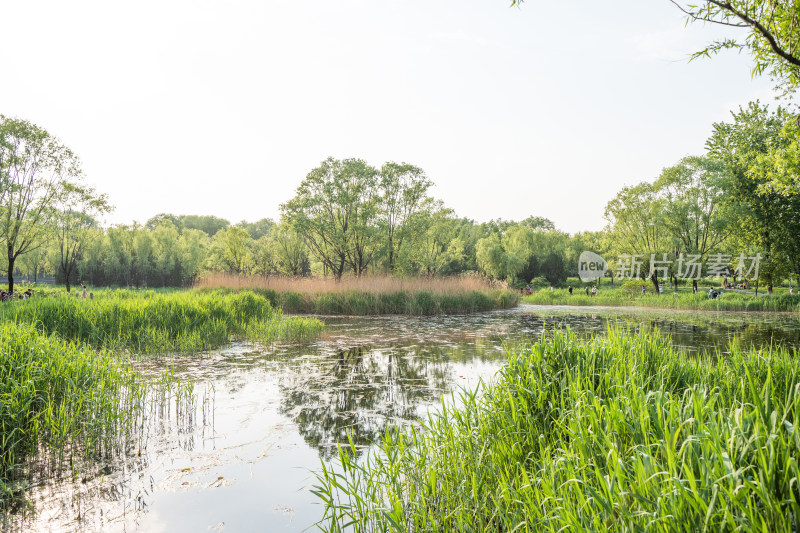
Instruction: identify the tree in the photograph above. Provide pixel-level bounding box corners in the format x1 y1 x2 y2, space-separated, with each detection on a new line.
655 156 731 258
237 218 276 240
54 184 111 292
379 162 433 272
668 0 800 93
707 102 800 292
282 157 379 279
0 116 82 293
270 222 309 276
208 226 253 275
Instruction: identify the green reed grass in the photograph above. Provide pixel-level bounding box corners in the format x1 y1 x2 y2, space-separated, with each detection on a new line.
0 322 152 505
525 287 800 312
0 290 323 354
314 328 800 532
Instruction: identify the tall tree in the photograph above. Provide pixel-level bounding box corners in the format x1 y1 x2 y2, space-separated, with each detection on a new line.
379 162 433 272
707 102 800 292
0 116 82 293
282 157 379 279
54 184 111 291
655 156 731 258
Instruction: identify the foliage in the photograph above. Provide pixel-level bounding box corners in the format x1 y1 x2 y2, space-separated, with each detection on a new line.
314 328 800 531
0 322 153 503
670 0 800 94
0 116 83 294
0 290 323 354
707 102 800 291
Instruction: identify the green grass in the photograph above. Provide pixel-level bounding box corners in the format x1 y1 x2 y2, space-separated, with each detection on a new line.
314 328 800 532
211 288 519 315
0 289 323 354
524 286 800 312
0 322 156 505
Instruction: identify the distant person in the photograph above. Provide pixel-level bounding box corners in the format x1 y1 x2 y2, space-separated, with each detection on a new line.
550 286 554 293
692 279 698 294
641 285 646 294
585 285 590 296
568 286 573 295
591 286 597 297
81 284 87 299
790 286 794 296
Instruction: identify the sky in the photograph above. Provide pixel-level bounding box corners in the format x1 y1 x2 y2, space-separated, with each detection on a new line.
0 0 781 234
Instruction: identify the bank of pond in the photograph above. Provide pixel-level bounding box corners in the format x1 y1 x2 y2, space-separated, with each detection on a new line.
525 285 800 312
1 289 799 531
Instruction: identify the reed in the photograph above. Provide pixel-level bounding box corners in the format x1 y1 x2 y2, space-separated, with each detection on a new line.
0 322 151 505
0 290 323 354
197 274 519 315
314 328 800 532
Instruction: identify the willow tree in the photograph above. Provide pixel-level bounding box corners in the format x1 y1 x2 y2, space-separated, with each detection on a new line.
0 116 82 294
669 0 800 93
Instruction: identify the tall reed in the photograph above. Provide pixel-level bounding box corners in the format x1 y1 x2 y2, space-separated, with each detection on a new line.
314 328 800 532
0 322 150 505
197 274 518 315
0 290 323 354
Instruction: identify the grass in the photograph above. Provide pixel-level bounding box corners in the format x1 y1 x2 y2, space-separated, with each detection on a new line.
0 289 323 354
0 322 156 506
524 286 800 312
313 328 800 532
197 274 519 315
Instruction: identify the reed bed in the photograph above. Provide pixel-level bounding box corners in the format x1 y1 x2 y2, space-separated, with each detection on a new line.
0 322 151 505
314 329 800 532
0 290 323 354
525 287 800 312
197 274 518 315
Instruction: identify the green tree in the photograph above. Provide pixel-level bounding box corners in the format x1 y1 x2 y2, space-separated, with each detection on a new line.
379 162 433 272
0 116 82 293
208 226 254 275
669 0 800 93
282 157 379 279
270 222 309 276
655 156 732 258
707 102 800 291
54 184 111 292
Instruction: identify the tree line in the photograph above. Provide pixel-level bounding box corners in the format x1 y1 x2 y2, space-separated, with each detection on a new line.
2 99 799 292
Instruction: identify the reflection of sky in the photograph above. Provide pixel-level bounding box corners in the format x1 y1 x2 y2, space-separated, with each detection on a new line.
13 307 800 532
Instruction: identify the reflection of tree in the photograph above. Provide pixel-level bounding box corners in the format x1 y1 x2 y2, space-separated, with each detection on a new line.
279 345 452 458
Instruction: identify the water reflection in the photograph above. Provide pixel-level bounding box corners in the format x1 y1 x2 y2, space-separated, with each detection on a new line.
6 306 800 532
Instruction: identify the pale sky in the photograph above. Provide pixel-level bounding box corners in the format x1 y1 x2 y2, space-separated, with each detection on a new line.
0 0 779 234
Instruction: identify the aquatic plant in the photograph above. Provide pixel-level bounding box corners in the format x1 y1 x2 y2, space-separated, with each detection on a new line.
0 290 323 354
314 328 800 531
0 322 152 506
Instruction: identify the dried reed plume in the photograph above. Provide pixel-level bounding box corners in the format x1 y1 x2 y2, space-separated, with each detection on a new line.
196 273 506 295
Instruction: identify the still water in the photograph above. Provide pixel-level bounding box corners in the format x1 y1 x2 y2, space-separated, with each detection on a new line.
10 305 800 532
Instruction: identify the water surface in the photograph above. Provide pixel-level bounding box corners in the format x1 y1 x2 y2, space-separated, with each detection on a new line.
10 305 800 532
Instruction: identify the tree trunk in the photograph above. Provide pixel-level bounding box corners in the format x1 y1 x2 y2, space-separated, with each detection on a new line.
650 272 659 295
7 247 15 294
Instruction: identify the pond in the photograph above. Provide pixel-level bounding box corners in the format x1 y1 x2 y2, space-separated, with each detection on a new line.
7 305 800 532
